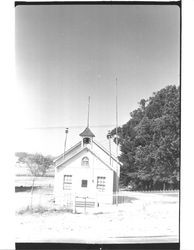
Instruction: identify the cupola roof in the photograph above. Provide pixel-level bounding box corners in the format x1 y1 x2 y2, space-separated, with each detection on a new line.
79 127 95 137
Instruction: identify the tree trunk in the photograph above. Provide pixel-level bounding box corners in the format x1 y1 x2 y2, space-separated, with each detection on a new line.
30 177 35 209
163 182 166 191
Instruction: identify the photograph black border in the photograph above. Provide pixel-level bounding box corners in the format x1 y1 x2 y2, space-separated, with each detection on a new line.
15 1 181 250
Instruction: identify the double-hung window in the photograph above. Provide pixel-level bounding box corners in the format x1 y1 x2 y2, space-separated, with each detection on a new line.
63 175 72 190
97 176 106 191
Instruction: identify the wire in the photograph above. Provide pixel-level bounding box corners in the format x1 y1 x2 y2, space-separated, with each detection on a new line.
23 124 116 130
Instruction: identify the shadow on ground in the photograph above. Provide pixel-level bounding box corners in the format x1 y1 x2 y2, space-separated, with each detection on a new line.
118 196 138 204
15 186 42 192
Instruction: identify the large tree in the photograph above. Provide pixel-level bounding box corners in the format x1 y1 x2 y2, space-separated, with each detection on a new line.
15 152 54 207
15 152 53 177
111 85 180 190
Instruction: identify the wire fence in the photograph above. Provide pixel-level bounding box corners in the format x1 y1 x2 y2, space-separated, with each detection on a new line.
15 188 179 215
15 190 134 213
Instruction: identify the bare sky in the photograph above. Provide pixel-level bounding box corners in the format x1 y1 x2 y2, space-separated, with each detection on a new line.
15 4 180 156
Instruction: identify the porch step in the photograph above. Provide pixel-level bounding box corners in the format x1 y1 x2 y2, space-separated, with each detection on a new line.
75 201 95 208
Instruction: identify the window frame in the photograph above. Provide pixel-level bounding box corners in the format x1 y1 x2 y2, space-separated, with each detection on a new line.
81 156 89 167
97 176 106 191
63 174 72 190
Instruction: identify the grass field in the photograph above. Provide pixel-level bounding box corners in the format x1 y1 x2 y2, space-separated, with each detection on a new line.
15 176 179 243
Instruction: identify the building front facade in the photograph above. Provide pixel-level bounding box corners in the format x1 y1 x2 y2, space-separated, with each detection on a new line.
54 126 121 208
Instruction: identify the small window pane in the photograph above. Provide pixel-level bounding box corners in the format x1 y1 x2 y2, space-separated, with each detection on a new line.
81 180 88 188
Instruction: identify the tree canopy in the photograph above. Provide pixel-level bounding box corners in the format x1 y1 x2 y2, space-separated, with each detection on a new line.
111 85 180 190
15 152 54 177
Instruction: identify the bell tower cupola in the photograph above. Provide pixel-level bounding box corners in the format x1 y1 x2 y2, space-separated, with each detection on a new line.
79 127 95 147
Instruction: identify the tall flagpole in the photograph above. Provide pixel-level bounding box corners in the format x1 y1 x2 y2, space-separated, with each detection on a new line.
115 78 119 205
116 78 120 176
87 96 90 127
116 78 118 158
64 128 69 158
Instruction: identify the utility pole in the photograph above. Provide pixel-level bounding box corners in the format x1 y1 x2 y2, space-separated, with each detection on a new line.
115 77 119 205
64 128 69 158
107 130 112 166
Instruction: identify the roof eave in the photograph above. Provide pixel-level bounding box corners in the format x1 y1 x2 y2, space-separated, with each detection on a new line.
54 141 81 163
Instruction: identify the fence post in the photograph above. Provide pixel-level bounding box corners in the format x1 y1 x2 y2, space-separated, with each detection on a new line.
73 195 76 214
84 197 86 214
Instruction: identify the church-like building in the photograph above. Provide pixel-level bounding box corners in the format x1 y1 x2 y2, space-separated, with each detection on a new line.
54 125 121 209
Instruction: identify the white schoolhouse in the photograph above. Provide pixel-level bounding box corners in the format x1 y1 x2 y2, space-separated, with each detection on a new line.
54 126 121 208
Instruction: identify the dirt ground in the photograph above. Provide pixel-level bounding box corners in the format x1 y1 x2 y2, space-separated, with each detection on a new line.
15 189 179 243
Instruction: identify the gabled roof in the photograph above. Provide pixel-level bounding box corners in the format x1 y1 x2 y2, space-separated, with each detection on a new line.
79 127 95 137
56 146 116 172
54 139 122 167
